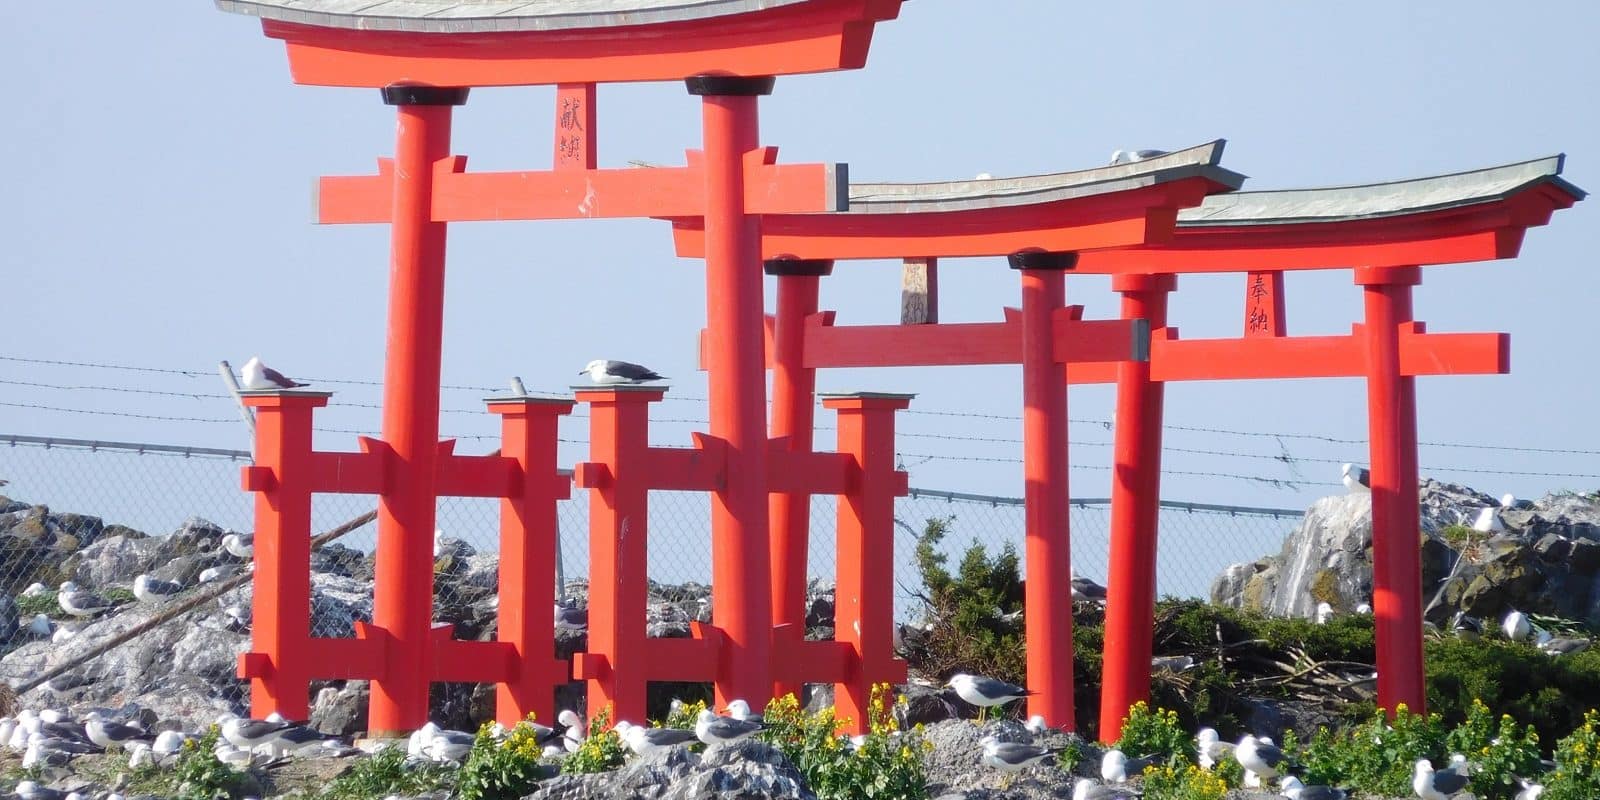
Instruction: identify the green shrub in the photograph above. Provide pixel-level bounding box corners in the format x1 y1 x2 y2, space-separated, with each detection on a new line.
14 593 59 618
1544 710 1600 800
1115 702 1195 769
1441 698 1543 800
321 744 454 800
1139 764 1228 800
102 586 136 605
170 728 248 800
661 698 707 731
560 706 627 775
761 686 929 800
907 517 1026 687
1426 637 1600 747
457 715 555 800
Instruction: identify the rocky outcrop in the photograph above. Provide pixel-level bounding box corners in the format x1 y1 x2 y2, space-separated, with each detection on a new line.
527 740 817 800
1212 482 1600 626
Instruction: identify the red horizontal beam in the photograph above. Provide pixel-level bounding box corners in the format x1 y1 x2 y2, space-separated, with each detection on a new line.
436 454 520 498
798 308 1146 369
647 434 727 492
320 150 839 224
772 636 853 684
1064 325 1508 383
433 637 516 684
769 448 855 494
643 636 722 682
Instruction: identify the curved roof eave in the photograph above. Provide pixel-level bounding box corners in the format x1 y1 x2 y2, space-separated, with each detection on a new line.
843 140 1247 215
213 0 814 34
1178 154 1585 228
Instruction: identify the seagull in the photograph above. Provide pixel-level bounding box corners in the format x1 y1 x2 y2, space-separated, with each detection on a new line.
1109 149 1168 165
946 673 1032 722
152 730 195 758
199 565 240 584
694 709 763 747
554 603 588 632
1355 602 1373 614
724 699 764 725
126 741 156 769
1072 778 1142 800
1195 728 1233 770
1413 757 1470 800
580 359 666 385
26 613 53 638
425 729 475 763
1315 602 1336 624
1236 735 1288 781
1503 610 1532 642
622 725 700 756
241 356 308 390
407 722 440 759
981 737 1062 773
1514 778 1544 800
21 582 49 597
975 172 994 180
57 581 115 617
1151 655 1196 673
559 709 587 752
14 781 71 800
223 604 252 633
221 717 293 751
1101 748 1154 783
1537 635 1590 657
133 574 185 604
1450 612 1484 641
84 713 150 749
1280 775 1349 800
1472 506 1506 533
1071 574 1108 603
1342 463 1371 493
222 533 254 560
1025 715 1048 736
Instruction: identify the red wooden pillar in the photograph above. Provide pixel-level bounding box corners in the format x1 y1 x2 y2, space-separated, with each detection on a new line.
368 84 469 736
1011 249 1077 729
766 256 833 701
488 396 576 725
239 390 327 721
574 386 660 724
826 392 913 734
1356 265 1426 715
1099 273 1175 741
688 74 776 709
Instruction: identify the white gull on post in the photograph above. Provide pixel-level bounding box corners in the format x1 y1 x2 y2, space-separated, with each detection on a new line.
241 356 308 390
580 359 666 385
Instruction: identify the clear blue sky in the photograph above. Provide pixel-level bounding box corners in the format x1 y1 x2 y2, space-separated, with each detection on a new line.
3 2 1598 517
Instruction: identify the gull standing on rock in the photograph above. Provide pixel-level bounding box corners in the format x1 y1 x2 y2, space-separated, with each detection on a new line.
1279 775 1350 800
1101 748 1154 783
133 574 185 604
947 673 1032 722
1413 757 1470 800
221 716 293 751
1472 505 1506 533
1315 602 1336 624
979 736 1061 772
223 533 255 560
57 581 115 617
1073 778 1143 800
694 709 763 747
623 725 700 756
241 356 308 390
1237 734 1288 783
580 359 666 385
85 713 149 749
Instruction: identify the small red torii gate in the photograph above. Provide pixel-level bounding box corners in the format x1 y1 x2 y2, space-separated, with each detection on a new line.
672 151 1584 737
678 141 1247 728
219 0 908 735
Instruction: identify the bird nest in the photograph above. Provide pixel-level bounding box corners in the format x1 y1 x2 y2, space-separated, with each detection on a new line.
0 680 15 717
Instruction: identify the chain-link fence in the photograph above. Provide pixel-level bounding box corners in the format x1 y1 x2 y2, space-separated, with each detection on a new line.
0 433 1301 644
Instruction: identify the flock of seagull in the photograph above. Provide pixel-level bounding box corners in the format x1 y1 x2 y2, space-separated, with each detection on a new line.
950 671 1545 800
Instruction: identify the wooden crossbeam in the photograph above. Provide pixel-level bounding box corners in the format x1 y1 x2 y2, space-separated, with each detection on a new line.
795 309 1148 369
318 148 842 224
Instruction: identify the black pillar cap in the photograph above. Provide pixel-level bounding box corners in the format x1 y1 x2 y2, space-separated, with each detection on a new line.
381 84 471 106
1007 249 1079 271
763 256 835 277
685 75 777 97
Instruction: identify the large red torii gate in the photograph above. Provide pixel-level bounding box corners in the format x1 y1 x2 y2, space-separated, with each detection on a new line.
671 152 1584 737
218 0 908 735
677 141 1248 728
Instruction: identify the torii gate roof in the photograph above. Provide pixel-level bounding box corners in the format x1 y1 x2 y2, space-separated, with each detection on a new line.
214 0 906 86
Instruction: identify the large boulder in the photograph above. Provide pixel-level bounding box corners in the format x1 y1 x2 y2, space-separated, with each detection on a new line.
527 740 817 800
1212 483 1600 626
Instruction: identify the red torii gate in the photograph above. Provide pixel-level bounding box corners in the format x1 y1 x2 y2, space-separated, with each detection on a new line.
672 151 1584 736
675 141 1247 728
218 0 907 735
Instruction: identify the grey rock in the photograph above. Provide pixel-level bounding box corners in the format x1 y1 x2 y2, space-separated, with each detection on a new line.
311 682 369 736
0 593 17 642
895 682 960 727
527 739 816 800
66 534 166 587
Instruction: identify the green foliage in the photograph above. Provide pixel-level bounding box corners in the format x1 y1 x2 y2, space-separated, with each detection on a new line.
908 517 1026 688
1210 752 1245 788
1439 523 1483 548
102 586 136 605
1299 704 1446 796
560 707 627 775
1443 699 1543 800
761 687 929 800
1425 637 1600 747
170 727 249 800
458 715 555 800
14 593 59 618
1139 764 1228 800
1115 702 1195 769
1544 710 1600 800
320 744 454 800
661 698 708 731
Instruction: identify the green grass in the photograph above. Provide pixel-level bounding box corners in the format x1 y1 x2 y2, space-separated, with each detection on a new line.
320 744 454 800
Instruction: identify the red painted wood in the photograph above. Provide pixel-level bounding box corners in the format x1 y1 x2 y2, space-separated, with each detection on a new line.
801 314 1144 369
1017 272 1074 730
1244 271 1286 337
262 0 904 87
553 84 597 171
769 273 822 701
1099 274 1174 742
825 394 913 734
367 99 457 737
488 398 575 724
238 393 324 720
700 90 774 712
